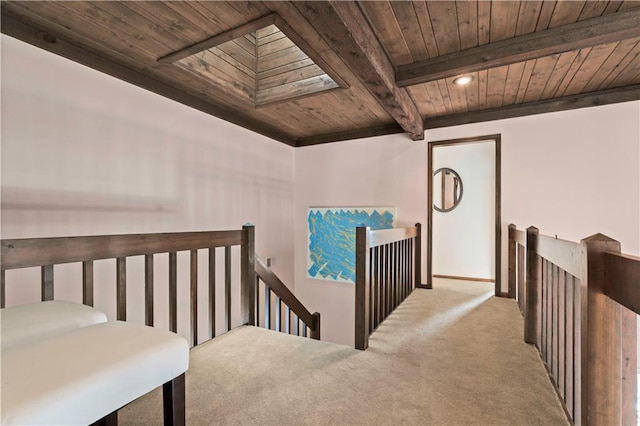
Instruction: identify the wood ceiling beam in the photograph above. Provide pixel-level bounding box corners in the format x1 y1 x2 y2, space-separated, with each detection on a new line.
291 1 424 141
297 85 640 145
1 11 297 147
397 8 640 87
424 84 640 129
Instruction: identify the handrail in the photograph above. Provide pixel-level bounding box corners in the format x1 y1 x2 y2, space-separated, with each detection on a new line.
1 226 256 350
602 251 639 315
355 223 421 350
536 234 582 278
1 230 244 269
255 257 320 340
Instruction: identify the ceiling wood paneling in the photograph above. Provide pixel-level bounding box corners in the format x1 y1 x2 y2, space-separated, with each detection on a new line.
1 1 638 146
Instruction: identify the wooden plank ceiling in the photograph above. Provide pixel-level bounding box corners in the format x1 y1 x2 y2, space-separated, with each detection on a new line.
2 1 639 147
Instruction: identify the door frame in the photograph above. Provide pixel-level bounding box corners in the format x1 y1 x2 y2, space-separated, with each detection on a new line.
427 134 503 296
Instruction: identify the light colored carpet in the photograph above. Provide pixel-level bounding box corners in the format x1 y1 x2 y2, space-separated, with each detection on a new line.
120 280 568 425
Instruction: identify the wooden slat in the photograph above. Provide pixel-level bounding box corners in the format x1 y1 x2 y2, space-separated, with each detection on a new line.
169 252 177 333
396 8 640 86
540 51 580 99
285 306 291 334
548 0 586 28
389 1 429 61
41 265 54 301
225 246 231 332
241 225 256 327
145 254 154 327
275 296 282 332
558 269 566 400
566 274 575 419
552 264 559 383
490 0 521 43
116 257 126 321
564 42 620 96
1 230 244 270
265 286 271 330
258 64 327 91
83 260 94 307
209 248 216 338
456 1 479 50
524 227 540 345
360 1 413 65
515 1 543 36
1 270 5 308
190 249 198 346
426 1 460 55
602 252 640 314
536 234 583 278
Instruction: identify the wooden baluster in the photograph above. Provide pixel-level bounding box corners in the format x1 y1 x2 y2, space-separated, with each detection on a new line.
295 315 300 336
83 260 94 307
566 274 575 420
508 224 516 299
0 270 5 308
145 255 154 326
41 265 54 301
558 269 567 401
552 264 559 385
225 246 231 332
190 250 198 346
116 257 126 321
169 252 177 333
275 296 282 332
371 247 380 329
265 287 271 330
546 260 552 367
525 226 540 346
285 306 291 334
256 277 261 328
367 248 376 334
303 324 308 338
209 248 216 339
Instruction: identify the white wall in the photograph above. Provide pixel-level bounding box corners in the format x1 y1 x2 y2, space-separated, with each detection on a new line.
294 137 428 345
433 141 495 280
1 35 295 341
295 101 639 346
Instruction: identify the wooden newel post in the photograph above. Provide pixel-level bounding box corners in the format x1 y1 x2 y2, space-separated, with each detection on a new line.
524 226 539 346
508 224 516 299
311 312 321 340
355 226 370 350
241 224 256 326
580 233 635 426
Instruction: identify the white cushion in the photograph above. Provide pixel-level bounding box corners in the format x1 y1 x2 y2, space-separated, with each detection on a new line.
1 301 108 351
1 321 189 425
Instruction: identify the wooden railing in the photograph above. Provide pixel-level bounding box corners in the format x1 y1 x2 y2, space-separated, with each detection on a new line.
1 226 256 347
1 225 323 346
355 223 422 350
255 257 320 340
508 224 638 425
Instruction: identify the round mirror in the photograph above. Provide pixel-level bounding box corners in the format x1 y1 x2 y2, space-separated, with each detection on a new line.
433 167 463 212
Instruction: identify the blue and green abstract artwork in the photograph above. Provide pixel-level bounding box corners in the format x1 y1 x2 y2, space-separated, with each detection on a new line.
307 207 396 283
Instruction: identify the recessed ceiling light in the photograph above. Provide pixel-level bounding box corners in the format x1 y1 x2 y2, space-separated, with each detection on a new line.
453 75 474 86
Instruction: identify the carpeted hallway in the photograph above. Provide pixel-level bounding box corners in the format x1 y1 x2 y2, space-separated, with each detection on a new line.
120 280 568 425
